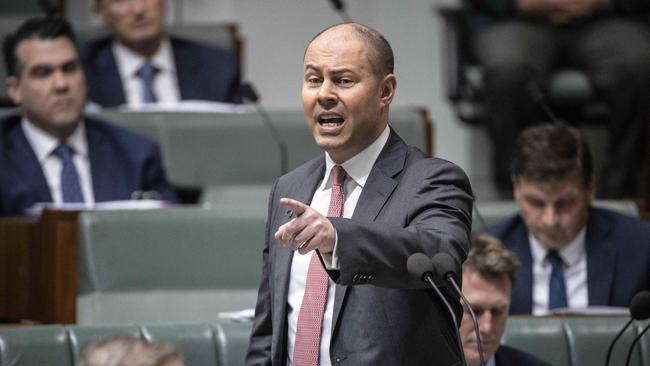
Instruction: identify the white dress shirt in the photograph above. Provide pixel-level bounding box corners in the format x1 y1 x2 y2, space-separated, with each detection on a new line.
112 38 180 106
286 126 390 366
21 119 95 206
529 228 588 315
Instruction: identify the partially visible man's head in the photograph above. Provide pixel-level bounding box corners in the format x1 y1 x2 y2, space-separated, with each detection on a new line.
511 123 594 250
3 16 86 140
77 336 184 366
461 234 520 366
95 0 166 56
302 23 397 163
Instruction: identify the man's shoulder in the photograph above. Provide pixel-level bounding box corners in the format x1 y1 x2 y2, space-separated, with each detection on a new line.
496 345 551 366
85 116 158 151
589 206 650 243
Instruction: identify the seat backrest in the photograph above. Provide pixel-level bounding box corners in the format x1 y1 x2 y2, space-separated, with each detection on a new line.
0 326 71 366
75 22 240 57
503 316 649 366
76 206 266 324
0 321 252 366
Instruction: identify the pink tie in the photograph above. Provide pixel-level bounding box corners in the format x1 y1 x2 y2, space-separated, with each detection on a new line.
293 165 347 366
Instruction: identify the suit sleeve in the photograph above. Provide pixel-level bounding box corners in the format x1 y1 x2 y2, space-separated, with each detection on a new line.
329 158 473 289
246 180 278 366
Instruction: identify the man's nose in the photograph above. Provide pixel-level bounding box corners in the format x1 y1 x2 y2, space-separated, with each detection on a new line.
478 312 493 335
317 80 337 108
129 0 146 13
52 71 69 91
541 206 559 226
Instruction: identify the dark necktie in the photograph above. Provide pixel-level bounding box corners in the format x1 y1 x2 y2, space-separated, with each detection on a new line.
52 144 84 203
136 62 159 103
293 165 347 366
547 250 568 310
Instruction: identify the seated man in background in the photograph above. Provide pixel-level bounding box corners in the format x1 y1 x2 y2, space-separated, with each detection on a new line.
464 0 650 197
81 0 242 107
488 123 650 314
77 336 184 366
461 233 550 366
0 16 178 217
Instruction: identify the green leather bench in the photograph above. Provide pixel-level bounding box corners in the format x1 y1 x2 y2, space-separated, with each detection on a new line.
76 206 266 324
0 321 251 366
1 317 649 366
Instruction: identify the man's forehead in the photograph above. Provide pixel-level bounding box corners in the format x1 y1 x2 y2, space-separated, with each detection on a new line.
17 37 78 65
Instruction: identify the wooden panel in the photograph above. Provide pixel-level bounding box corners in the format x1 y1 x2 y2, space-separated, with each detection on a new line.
0 217 37 322
0 209 79 324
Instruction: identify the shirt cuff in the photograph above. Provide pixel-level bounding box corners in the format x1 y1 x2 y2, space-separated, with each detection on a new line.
322 231 340 270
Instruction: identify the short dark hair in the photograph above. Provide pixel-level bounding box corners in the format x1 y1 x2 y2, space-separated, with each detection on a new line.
307 23 394 78
3 16 77 77
511 123 593 186
464 234 520 286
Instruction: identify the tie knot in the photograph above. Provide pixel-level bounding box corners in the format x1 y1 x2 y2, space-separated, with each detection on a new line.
546 250 564 267
331 165 347 187
136 62 159 80
52 143 75 159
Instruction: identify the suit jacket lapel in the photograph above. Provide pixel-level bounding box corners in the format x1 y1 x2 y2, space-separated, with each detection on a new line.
94 44 127 106
509 222 534 314
332 130 405 335
273 157 325 360
585 209 615 306
172 39 199 100
86 121 116 202
5 121 52 202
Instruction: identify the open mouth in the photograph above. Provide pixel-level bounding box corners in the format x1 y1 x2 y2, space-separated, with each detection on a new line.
318 114 345 127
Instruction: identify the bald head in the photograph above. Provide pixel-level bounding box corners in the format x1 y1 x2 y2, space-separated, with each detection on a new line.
305 23 394 79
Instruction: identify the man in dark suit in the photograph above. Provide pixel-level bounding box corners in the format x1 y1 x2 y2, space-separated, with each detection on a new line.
246 23 473 365
81 0 241 108
461 234 550 366
1 16 177 217
488 123 650 314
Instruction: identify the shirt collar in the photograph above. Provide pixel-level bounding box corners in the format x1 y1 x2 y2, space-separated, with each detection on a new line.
529 226 587 267
322 125 390 189
21 117 88 163
112 37 175 79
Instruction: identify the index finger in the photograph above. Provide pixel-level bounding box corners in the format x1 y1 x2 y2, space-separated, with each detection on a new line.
280 198 309 217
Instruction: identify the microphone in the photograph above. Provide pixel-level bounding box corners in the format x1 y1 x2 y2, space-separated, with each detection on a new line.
327 0 353 23
604 291 650 366
407 253 467 366
622 291 650 366
241 82 288 175
432 252 485 366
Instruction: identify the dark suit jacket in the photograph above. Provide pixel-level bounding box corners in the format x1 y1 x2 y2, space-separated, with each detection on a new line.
80 36 242 107
246 130 474 365
0 113 178 216
495 345 551 366
488 207 650 314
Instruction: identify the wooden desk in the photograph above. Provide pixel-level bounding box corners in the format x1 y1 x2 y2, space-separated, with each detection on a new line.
0 209 79 324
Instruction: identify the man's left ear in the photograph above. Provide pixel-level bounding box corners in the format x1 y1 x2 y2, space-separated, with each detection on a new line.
379 73 396 106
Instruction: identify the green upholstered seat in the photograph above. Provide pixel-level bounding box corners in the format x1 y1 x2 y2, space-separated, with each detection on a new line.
0 326 71 366
76 206 266 324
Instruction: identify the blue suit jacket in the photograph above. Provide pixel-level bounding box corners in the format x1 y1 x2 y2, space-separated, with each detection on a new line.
495 345 551 366
246 130 474 365
489 207 650 314
0 113 178 216
80 36 242 107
